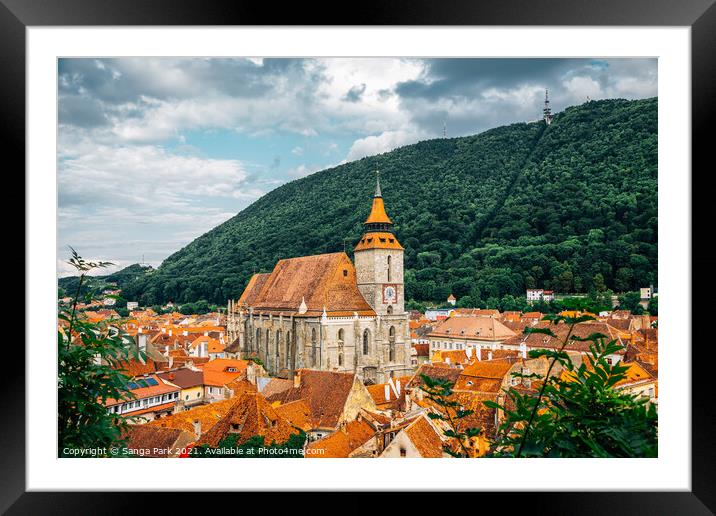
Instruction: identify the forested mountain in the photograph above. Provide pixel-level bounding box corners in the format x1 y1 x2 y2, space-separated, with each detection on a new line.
59 263 154 298
120 98 657 307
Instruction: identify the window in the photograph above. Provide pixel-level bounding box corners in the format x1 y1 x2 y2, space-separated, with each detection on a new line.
389 326 396 362
311 328 317 367
343 269 348 277
387 305 393 315
387 255 392 282
285 331 291 368
256 328 261 348
338 328 344 344
363 329 370 355
276 330 281 357
399 448 406 458
338 353 343 366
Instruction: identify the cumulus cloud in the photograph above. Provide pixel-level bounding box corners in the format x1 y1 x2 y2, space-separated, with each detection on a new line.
346 130 428 161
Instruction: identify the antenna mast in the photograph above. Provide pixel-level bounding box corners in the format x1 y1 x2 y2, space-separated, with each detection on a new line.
543 89 553 125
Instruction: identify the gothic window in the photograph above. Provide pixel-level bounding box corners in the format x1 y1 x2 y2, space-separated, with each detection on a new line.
337 328 345 368
255 328 261 350
311 328 317 366
276 330 281 357
285 331 291 368
387 255 392 282
363 329 370 355
389 326 396 362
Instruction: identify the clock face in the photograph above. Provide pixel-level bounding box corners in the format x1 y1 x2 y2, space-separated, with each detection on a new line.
383 285 397 304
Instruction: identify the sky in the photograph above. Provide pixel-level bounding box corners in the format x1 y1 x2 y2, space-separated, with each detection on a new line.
57 57 657 277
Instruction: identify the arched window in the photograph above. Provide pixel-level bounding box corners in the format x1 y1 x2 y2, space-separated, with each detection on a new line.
363 329 370 355
255 328 261 350
337 328 345 368
387 255 392 282
285 331 291 368
387 305 393 315
276 330 281 357
311 328 317 366
389 326 396 362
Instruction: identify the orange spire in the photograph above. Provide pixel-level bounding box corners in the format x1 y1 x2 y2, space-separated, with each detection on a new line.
364 171 392 224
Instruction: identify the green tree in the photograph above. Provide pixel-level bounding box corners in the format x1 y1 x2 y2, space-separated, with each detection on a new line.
58 248 141 456
422 315 658 458
486 319 657 457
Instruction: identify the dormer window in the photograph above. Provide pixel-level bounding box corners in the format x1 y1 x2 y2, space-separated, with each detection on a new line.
380 238 386 243
343 269 348 277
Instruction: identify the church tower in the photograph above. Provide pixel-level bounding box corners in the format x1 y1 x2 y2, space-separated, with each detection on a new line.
354 172 405 316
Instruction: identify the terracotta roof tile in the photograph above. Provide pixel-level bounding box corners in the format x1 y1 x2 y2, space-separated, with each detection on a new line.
265 369 357 429
403 415 444 458
246 253 375 316
306 418 377 458
196 392 299 448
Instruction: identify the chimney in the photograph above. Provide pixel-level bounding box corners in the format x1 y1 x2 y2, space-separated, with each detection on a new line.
384 384 391 401
395 379 401 396
477 344 482 361
168 329 173 336
168 356 174 369
488 351 493 361
184 330 189 336
520 342 527 359
192 419 201 436
446 357 451 365
200 341 208 358
294 370 302 388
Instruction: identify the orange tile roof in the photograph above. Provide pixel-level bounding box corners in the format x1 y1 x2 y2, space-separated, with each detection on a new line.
429 316 516 342
306 418 376 458
265 369 358 429
245 252 375 316
504 321 626 354
237 273 271 306
404 415 444 458
196 392 299 448
274 399 314 431
121 425 189 456
149 397 236 437
353 231 403 251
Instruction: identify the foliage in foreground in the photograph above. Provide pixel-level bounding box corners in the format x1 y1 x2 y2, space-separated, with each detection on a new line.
422 315 658 458
58 248 139 457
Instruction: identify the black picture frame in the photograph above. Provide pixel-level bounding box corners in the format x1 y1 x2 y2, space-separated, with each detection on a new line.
4 0 713 512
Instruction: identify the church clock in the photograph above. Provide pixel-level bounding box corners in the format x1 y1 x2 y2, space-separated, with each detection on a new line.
382 284 397 304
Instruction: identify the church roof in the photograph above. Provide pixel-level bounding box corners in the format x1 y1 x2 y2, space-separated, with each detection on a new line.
354 231 403 251
242 252 375 316
237 272 271 306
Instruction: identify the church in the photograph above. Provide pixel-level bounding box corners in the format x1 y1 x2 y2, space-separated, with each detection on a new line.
226 176 412 384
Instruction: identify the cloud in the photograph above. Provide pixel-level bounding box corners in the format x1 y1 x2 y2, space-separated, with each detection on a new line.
291 146 304 156
346 130 427 161
343 83 367 102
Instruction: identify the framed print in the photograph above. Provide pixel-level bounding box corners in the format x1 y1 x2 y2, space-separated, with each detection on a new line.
4 0 714 512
